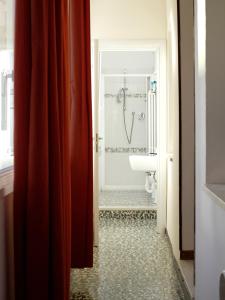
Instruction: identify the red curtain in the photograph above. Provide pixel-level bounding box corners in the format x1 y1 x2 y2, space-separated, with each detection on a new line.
14 1 71 299
70 0 94 268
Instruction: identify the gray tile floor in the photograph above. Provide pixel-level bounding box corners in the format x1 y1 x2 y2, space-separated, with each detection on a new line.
70 211 185 300
99 190 157 208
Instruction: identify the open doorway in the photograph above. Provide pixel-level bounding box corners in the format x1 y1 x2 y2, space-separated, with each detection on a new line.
92 40 167 236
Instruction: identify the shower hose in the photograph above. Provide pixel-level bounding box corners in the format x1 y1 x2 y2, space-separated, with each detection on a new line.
120 88 135 144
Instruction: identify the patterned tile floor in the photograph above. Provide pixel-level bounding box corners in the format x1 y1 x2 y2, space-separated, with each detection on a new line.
70 211 185 300
99 190 157 208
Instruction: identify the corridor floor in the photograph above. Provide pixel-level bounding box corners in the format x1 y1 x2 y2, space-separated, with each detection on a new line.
70 211 185 300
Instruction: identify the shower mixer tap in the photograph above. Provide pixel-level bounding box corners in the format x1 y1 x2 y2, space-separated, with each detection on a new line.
138 112 145 120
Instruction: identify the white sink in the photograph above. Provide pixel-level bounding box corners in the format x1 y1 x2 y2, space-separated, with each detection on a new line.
129 155 157 172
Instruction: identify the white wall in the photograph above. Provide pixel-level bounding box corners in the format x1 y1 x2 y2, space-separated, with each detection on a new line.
195 0 225 299
91 0 167 39
166 0 180 260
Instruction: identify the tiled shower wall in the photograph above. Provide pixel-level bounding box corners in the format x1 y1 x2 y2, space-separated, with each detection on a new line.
100 76 147 189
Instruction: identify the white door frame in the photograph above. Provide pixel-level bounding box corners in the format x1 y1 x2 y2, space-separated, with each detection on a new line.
94 39 167 234
92 40 100 246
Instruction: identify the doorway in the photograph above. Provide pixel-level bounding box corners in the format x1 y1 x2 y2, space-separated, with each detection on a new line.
92 40 167 238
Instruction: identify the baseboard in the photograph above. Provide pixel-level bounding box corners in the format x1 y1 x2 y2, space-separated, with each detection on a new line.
173 257 194 300
180 250 195 260
166 230 194 300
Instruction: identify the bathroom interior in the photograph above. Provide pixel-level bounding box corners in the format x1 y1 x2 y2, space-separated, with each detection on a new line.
98 49 159 211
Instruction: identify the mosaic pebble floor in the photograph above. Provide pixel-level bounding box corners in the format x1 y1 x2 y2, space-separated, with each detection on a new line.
99 190 157 208
70 211 185 300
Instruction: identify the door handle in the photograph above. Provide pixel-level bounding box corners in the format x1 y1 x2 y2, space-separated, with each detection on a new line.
96 133 103 152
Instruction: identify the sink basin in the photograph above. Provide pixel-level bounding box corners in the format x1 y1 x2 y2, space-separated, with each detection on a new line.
129 155 157 172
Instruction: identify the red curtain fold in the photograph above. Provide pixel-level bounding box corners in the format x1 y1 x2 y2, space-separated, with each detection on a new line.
14 1 71 299
70 0 94 268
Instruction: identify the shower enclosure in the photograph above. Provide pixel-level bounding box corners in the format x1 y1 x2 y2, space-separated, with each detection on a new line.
102 74 148 187
97 49 159 208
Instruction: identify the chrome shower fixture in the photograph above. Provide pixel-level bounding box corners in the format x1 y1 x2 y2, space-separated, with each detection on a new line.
138 112 145 120
117 87 128 107
117 71 135 144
